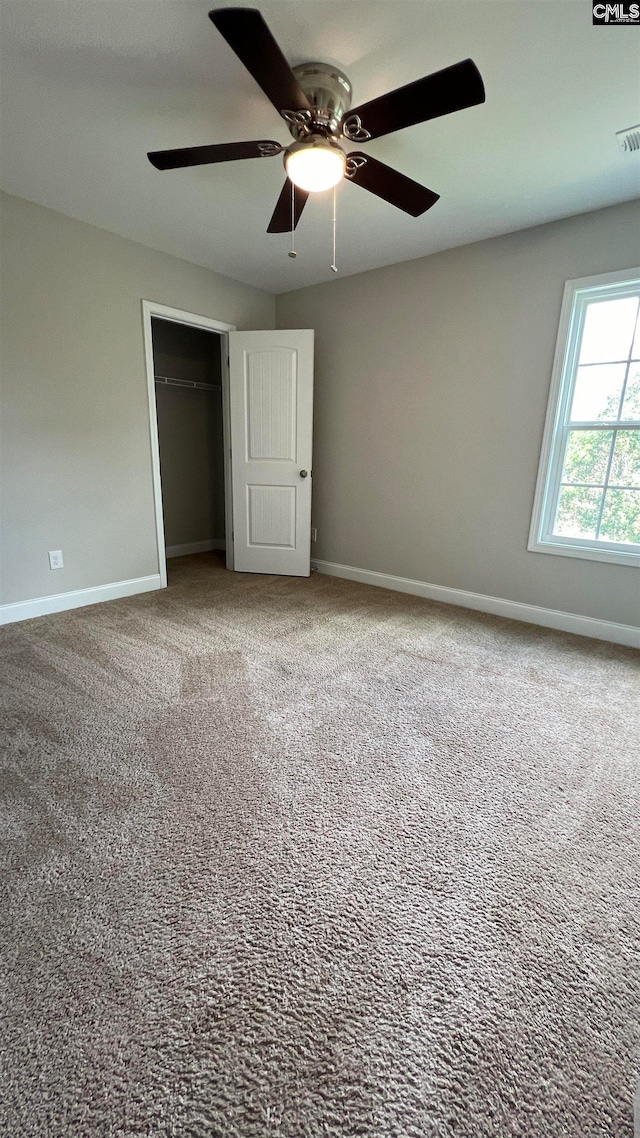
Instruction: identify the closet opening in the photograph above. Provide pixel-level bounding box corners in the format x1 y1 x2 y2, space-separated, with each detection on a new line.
149 314 229 578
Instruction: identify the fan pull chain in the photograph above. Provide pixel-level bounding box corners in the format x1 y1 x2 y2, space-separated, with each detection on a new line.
288 181 297 259
330 185 338 273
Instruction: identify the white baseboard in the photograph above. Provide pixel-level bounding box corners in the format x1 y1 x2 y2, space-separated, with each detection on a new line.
0 574 163 626
311 559 640 649
166 539 225 558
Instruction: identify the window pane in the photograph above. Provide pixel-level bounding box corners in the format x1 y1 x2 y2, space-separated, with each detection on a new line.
598 489 640 545
621 362 640 420
569 363 626 421
561 429 613 484
578 297 638 364
554 486 603 538
609 430 640 488
632 311 640 360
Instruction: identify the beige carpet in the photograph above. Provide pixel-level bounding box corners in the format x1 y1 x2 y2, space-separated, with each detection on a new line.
1 553 639 1137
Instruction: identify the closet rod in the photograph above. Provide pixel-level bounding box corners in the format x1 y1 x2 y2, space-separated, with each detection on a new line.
154 375 221 392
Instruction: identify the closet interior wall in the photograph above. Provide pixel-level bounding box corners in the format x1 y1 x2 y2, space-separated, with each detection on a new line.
151 317 225 556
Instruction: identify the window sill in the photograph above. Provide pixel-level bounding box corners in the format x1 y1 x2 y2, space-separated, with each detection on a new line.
528 536 640 568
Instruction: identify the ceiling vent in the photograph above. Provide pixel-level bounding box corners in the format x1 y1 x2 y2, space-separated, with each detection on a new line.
616 124 640 153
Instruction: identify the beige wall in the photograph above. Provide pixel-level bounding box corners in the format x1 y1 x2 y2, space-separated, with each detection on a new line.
277 199 640 628
155 386 225 548
0 192 274 605
2 190 638 626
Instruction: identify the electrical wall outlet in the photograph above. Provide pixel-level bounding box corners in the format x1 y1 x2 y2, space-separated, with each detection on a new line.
48 550 64 570
311 527 317 543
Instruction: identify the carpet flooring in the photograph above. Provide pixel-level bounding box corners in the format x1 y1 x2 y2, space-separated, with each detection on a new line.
1 554 639 1138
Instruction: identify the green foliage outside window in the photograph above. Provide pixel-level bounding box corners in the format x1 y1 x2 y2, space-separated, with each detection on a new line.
554 389 640 544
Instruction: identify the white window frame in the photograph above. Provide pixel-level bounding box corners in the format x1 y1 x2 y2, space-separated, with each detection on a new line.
529 266 640 567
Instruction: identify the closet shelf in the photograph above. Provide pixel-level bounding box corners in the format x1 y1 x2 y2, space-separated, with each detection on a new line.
154 374 221 392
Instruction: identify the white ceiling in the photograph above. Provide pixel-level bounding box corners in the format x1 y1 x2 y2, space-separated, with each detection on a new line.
1 0 639 293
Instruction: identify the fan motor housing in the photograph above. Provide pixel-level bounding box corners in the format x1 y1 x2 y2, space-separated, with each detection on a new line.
285 62 352 138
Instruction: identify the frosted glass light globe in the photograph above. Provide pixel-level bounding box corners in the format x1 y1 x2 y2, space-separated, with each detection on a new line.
285 140 346 193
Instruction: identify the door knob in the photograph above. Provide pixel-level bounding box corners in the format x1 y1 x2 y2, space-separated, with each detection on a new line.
299 469 308 478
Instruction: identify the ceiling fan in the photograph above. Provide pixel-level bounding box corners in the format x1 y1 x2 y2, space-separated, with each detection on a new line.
147 7 486 234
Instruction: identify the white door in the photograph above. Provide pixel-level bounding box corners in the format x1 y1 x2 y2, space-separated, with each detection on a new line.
228 329 314 575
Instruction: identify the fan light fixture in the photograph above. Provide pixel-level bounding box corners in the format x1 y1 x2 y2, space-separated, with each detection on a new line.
148 9 487 264
285 137 346 193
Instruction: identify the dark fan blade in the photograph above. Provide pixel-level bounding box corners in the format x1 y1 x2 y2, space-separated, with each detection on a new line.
148 140 282 170
267 179 309 233
346 153 439 216
209 8 311 115
342 59 484 142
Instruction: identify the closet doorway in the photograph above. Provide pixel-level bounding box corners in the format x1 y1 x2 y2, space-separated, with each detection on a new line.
142 302 235 584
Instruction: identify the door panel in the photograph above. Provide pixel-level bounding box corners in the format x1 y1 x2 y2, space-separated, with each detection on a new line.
229 330 314 575
248 485 296 547
247 350 297 460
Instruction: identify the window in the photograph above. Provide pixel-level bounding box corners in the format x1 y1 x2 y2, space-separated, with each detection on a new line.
529 267 640 567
